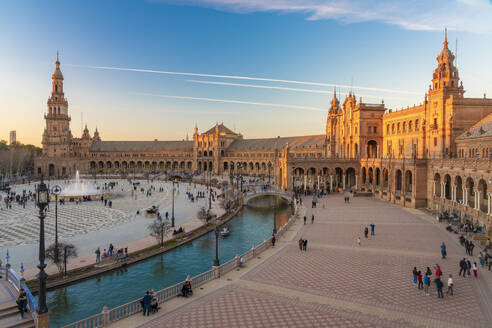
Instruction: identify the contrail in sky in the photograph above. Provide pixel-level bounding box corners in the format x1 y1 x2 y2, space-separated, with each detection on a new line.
133 93 326 112
186 79 387 100
67 64 421 95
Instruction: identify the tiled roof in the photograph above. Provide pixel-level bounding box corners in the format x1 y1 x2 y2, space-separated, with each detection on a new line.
228 135 326 151
90 140 193 152
203 123 237 135
456 113 492 140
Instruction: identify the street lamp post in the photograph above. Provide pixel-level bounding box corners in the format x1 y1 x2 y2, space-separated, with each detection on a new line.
52 185 62 263
208 170 212 211
213 226 220 266
171 180 175 227
272 196 277 234
36 178 50 323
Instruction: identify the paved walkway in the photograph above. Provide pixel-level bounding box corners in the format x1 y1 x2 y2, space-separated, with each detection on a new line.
111 195 492 328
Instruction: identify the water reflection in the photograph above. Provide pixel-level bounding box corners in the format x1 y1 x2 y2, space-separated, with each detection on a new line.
46 196 291 327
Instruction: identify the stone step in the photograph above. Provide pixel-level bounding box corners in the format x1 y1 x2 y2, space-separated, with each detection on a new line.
0 314 34 328
0 304 19 319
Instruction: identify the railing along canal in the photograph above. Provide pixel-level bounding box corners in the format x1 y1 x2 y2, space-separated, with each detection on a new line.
62 203 298 328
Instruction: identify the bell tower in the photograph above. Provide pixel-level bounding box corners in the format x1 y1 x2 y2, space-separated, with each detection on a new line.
42 53 72 157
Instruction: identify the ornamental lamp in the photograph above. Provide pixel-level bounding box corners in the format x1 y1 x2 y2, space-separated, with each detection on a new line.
37 179 49 209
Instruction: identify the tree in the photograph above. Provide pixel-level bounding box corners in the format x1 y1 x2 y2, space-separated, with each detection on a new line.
148 218 171 246
197 206 209 222
220 198 233 211
46 242 78 275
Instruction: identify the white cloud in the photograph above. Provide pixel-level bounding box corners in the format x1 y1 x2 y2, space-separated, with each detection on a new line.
161 0 492 34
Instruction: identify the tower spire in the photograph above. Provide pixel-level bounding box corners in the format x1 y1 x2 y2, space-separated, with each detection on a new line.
443 28 448 49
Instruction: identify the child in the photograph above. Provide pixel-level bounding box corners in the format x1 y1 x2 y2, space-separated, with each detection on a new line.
412 267 418 285
357 237 361 246
473 262 478 278
447 274 454 295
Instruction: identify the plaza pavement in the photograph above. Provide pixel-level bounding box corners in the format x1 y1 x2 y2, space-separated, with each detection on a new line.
111 194 492 328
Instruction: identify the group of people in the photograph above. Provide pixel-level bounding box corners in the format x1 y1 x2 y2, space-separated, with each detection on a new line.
298 238 308 251
458 258 478 278
140 289 159 316
95 244 128 263
303 215 315 225
459 236 475 256
357 224 375 245
412 265 452 298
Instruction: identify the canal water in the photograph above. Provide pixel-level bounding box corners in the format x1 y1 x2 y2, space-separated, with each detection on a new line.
46 196 291 327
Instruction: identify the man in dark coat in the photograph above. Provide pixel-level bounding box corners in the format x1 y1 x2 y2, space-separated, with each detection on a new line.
142 291 152 316
459 258 467 277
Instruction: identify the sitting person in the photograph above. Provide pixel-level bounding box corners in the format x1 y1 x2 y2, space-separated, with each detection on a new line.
150 290 159 313
181 276 193 297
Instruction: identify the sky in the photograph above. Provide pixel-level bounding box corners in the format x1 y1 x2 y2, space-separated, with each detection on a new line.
1 0 492 146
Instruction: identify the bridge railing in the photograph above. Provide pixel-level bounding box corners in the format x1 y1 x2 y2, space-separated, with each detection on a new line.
62 209 297 328
4 266 37 320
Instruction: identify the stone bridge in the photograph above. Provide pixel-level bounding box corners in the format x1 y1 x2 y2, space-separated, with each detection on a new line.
243 190 293 205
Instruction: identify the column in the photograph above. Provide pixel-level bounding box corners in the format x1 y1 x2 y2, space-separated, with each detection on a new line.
376 145 380 158
355 175 358 190
463 188 468 206
330 175 333 191
304 174 307 192
441 182 445 199
342 174 346 190
433 181 436 197
452 185 456 202
476 191 481 210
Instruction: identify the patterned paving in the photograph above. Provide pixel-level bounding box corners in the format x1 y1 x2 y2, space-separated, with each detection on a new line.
0 179 208 247
128 194 491 328
139 285 393 328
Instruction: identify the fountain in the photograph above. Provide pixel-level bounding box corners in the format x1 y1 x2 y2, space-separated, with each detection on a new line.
58 170 102 200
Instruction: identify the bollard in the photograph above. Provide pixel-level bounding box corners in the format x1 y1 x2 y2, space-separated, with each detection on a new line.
251 245 256 257
213 265 220 279
234 254 240 268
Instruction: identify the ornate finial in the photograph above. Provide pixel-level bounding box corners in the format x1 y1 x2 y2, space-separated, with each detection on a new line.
57 50 59 62
443 28 448 49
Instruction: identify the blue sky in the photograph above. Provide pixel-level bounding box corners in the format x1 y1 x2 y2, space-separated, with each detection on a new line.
1 0 492 145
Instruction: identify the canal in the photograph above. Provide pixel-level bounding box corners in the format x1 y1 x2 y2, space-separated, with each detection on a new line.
47 196 291 327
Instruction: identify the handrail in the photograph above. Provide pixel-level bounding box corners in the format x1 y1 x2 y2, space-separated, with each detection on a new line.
62 210 297 328
22 283 38 320
7 268 21 292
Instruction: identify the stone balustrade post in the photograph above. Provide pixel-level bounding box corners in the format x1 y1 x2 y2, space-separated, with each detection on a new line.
452 185 456 202
102 306 109 327
234 254 240 268
213 265 220 279
342 174 346 190
251 244 256 257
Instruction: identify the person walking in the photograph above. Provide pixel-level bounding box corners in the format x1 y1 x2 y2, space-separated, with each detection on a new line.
423 273 430 296
298 238 303 251
364 227 369 238
425 266 432 277
303 239 308 251
271 234 276 247
459 258 467 277
370 223 375 235
446 274 454 295
466 259 472 277
434 277 444 298
469 242 475 256
473 262 478 278
440 242 447 259
311 214 314 224
435 264 442 278
412 267 418 285
304 216 307 225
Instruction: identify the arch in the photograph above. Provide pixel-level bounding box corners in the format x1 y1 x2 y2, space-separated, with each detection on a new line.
362 167 367 184
345 167 356 189
144 161 150 169
114 161 120 169
158 161 164 169
209 151 213 157
434 173 441 197
137 161 143 169
172 161 178 170
465 177 475 208
98 161 104 169
209 161 213 171
255 162 260 172
367 140 378 158
383 168 389 188
90 161 96 169
106 161 112 169
180 161 185 170
395 169 402 192
478 179 488 212
220 150 224 156
335 167 343 187
223 162 229 171
202 151 206 157
249 162 254 171
444 174 451 200
122 161 128 169
166 161 171 169
404 170 413 195
261 162 266 171
198 161 202 171
375 168 381 186
455 176 463 203
49 164 55 177
187 161 192 170
129 161 135 169
368 167 373 185
203 161 207 171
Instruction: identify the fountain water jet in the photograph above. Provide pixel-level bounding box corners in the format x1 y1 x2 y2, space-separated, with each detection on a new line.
59 170 102 198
